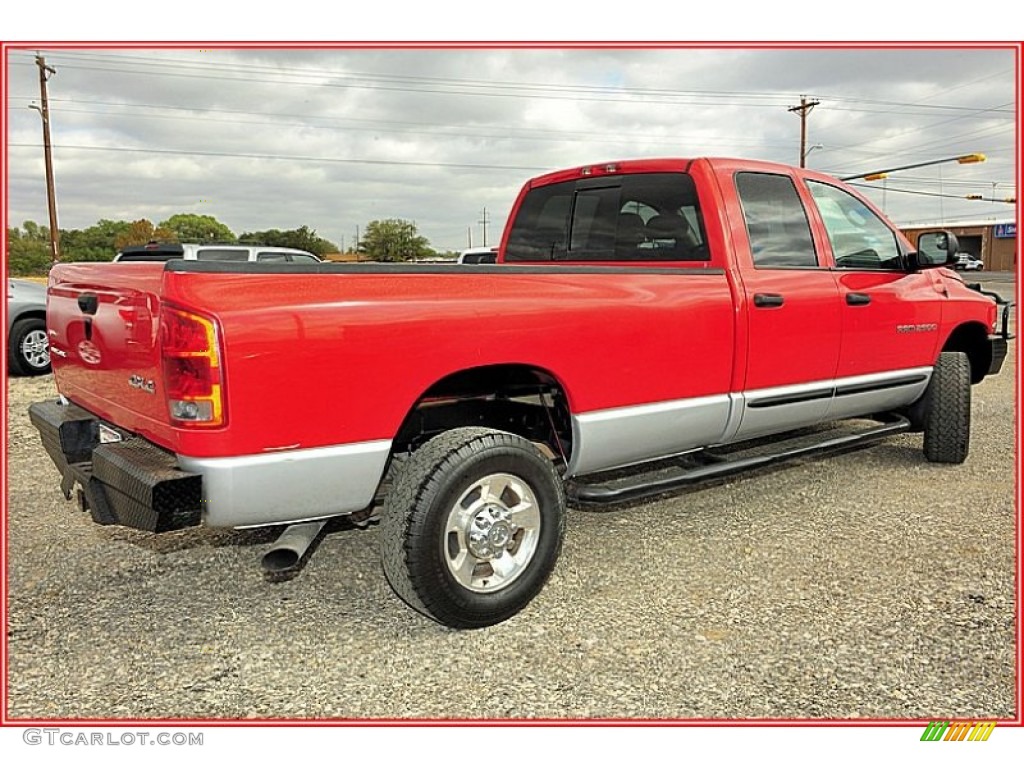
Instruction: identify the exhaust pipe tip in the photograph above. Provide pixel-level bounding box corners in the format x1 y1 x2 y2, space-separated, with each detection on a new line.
261 520 327 576
261 547 301 573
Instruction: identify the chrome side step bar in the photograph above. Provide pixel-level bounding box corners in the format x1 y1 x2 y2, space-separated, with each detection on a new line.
569 415 912 506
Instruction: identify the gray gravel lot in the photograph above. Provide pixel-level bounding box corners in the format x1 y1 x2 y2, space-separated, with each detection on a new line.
5 282 1018 721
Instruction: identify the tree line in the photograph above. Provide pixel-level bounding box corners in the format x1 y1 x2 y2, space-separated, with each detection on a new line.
7 214 440 275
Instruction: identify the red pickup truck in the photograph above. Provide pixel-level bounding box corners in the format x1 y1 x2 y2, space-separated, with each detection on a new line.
29 157 1010 628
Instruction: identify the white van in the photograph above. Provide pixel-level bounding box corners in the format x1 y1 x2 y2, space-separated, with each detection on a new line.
115 242 321 264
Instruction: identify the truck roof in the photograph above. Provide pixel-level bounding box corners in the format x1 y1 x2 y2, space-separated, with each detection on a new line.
524 157 818 188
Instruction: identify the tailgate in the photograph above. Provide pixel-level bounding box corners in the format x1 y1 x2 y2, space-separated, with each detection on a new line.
47 262 178 451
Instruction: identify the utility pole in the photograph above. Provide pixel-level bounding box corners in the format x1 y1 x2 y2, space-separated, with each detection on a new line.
32 54 61 262
478 207 490 247
788 95 820 169
467 226 473 248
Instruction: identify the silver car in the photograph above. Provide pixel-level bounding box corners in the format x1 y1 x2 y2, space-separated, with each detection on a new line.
7 278 51 376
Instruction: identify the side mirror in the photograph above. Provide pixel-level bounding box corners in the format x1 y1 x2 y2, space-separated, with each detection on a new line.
912 230 960 270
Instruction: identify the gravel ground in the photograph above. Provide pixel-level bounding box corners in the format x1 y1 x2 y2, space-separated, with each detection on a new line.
4 290 1018 721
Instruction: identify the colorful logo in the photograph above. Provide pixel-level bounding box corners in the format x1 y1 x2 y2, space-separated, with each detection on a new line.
920 721 997 742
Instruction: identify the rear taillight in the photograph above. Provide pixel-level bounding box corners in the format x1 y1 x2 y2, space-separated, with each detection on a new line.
160 305 225 427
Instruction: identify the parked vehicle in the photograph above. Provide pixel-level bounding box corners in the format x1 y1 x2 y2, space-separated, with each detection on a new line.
29 157 1012 628
954 252 984 271
114 242 320 264
7 279 50 376
457 246 498 264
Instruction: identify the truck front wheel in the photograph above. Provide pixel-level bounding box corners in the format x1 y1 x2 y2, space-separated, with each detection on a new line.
380 427 566 629
922 351 971 464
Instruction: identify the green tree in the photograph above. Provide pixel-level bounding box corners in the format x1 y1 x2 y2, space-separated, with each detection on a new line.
113 220 178 250
6 222 53 275
61 219 133 262
359 219 432 262
159 214 236 243
238 225 338 257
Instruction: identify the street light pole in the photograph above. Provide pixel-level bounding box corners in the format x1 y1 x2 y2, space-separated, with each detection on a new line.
840 153 986 182
32 54 61 263
803 143 824 167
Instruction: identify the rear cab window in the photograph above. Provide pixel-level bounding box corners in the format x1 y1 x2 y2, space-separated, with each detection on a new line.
504 172 709 263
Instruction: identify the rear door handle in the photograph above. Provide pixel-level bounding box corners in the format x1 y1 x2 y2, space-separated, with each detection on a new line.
753 293 784 308
846 292 871 306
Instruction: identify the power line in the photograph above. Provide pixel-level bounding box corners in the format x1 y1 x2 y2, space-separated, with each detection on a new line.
14 50 1014 123
9 54 795 109
13 50 1014 119
880 174 1015 188
848 182 1014 202
4 97 802 152
9 50 803 101
18 50 1014 113
814 101 1016 168
6 142 551 173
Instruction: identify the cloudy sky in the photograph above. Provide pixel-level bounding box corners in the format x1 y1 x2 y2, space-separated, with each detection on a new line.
5 45 1017 255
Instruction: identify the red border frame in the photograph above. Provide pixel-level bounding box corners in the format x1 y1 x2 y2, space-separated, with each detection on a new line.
1 39 1020 730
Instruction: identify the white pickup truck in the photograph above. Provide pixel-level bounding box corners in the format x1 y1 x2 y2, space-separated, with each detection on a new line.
114 242 321 264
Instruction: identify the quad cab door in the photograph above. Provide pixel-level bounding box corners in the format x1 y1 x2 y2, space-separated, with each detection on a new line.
724 168 844 440
802 179 942 420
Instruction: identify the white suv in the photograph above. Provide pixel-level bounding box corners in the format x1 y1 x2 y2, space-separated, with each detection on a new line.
115 243 320 264
953 252 984 271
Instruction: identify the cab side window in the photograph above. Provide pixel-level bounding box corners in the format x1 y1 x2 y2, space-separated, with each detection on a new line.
256 252 289 263
807 181 903 270
736 172 819 268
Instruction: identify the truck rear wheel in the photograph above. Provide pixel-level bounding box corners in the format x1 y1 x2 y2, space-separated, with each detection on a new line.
922 351 971 464
380 427 565 629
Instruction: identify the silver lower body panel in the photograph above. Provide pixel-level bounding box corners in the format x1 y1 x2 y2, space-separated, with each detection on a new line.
178 439 392 528
568 367 932 477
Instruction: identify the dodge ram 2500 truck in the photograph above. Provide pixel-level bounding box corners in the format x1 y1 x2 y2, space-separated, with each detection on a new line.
29 157 1011 629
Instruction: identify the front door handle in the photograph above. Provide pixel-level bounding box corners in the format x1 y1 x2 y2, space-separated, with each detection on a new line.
753 293 784 308
846 292 872 306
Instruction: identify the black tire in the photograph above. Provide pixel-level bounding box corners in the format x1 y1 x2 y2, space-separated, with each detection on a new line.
380 427 566 629
8 318 51 376
922 351 971 464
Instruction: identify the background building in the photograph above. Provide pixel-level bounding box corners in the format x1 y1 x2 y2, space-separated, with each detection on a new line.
900 220 1017 272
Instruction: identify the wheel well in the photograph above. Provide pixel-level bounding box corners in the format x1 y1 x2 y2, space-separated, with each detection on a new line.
942 322 991 384
13 310 46 326
391 364 573 469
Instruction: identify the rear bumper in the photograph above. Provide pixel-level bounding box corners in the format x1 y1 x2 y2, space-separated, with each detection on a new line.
29 399 203 532
29 398 394 531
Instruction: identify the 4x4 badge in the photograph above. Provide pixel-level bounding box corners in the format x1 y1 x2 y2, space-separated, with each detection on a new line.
128 374 156 394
